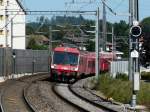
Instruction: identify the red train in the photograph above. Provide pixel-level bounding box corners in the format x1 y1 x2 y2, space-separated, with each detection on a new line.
50 45 116 82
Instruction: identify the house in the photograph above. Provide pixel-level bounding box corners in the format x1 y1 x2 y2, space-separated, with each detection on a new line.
26 35 49 46
0 0 26 49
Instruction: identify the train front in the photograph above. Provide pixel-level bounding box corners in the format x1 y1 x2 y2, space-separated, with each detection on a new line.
50 47 79 82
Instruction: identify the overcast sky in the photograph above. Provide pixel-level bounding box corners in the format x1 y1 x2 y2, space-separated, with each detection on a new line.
21 0 150 23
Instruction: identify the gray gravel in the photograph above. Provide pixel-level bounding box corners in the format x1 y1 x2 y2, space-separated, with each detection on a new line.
1 80 32 112
0 73 49 112
25 81 81 112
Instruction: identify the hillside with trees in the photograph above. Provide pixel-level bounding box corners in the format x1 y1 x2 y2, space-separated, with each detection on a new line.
26 16 129 57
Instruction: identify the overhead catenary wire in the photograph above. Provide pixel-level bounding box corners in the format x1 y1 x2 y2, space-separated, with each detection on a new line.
78 0 97 11
101 0 130 17
112 0 126 11
65 0 98 11
100 0 117 15
35 17 46 33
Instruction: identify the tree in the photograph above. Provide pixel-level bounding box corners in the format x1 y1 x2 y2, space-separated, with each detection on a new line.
114 20 129 36
27 37 36 49
26 23 35 35
86 40 95 51
113 20 129 57
27 37 48 50
141 17 150 35
140 17 150 67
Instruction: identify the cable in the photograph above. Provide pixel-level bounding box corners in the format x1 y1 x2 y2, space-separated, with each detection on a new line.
112 0 126 11
78 0 98 11
35 17 46 33
65 0 98 11
100 0 117 15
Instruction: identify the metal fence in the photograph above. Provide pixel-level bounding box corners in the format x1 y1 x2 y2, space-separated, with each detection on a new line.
110 60 129 77
13 49 49 74
0 48 49 77
0 48 12 77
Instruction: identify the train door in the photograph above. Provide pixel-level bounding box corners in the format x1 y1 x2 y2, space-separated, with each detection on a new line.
78 55 83 76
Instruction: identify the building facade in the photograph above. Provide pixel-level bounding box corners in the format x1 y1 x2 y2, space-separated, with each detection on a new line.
0 0 26 49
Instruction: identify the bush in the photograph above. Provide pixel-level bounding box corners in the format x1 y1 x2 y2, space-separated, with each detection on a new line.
116 73 128 81
141 72 150 81
95 74 150 109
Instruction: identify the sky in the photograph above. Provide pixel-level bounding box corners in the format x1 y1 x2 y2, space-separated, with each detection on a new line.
21 0 150 23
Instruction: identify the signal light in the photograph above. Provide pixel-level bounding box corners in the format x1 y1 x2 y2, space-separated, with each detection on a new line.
130 25 142 38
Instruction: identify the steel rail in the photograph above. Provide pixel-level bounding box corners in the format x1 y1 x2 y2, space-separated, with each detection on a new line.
52 83 90 112
69 85 118 112
53 83 112 112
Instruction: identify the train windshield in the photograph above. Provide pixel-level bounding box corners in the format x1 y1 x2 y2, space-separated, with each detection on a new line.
53 52 79 66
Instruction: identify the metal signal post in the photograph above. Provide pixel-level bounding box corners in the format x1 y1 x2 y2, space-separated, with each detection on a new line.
130 21 141 109
129 0 141 108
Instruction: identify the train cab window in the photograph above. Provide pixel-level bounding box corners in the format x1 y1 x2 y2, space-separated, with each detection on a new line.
68 53 79 66
53 51 79 66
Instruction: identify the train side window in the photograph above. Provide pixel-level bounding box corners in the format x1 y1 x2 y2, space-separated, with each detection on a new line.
79 58 82 64
88 61 95 68
88 61 92 68
91 61 95 67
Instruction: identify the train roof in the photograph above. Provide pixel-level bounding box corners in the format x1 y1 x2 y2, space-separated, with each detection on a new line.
53 46 116 59
54 47 80 54
80 51 116 59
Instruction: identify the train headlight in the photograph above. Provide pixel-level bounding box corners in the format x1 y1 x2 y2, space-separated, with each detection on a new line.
51 65 54 68
74 67 78 71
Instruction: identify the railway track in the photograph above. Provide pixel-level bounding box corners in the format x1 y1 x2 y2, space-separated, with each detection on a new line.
69 78 126 112
0 74 131 112
24 79 126 112
53 83 108 112
0 73 49 112
24 80 121 112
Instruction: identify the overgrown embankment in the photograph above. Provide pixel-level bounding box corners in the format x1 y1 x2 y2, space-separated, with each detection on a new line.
94 74 150 109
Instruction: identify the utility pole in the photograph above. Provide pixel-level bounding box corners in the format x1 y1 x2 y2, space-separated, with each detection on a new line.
111 26 114 54
49 26 52 74
102 0 107 51
11 19 13 49
5 0 9 47
129 0 133 81
130 0 140 109
129 0 133 25
95 7 100 79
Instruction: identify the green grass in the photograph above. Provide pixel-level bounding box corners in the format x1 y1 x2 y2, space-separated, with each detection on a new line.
94 74 150 109
141 71 150 81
